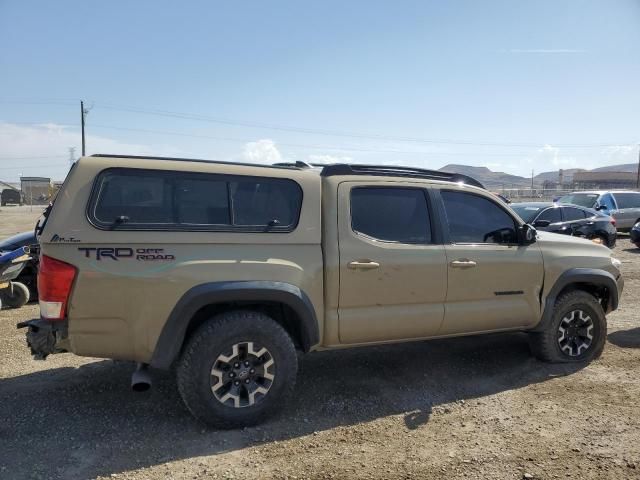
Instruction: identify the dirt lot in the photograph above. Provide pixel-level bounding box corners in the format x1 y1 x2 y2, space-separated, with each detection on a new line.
1 206 640 480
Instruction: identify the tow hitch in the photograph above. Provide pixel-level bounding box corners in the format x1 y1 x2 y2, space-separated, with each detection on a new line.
16 319 68 360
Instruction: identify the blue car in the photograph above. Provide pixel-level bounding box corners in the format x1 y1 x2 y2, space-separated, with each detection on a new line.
0 231 39 301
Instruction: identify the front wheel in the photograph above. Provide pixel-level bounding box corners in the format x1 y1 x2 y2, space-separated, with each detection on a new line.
0 282 30 309
529 290 607 363
177 310 298 428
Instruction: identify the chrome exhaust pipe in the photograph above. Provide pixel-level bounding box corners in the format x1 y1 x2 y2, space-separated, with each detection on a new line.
131 363 152 392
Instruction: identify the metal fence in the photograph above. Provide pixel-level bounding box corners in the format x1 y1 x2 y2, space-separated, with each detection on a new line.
500 187 640 203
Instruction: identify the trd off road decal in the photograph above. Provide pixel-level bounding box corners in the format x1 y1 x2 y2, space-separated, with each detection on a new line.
78 247 175 261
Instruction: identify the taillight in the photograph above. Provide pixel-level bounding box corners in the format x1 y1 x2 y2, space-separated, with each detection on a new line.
38 255 77 320
611 217 616 226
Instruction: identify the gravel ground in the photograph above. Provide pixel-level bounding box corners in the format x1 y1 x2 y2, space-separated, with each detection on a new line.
1 207 640 479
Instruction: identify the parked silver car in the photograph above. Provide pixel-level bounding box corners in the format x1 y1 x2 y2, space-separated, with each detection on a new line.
557 191 640 231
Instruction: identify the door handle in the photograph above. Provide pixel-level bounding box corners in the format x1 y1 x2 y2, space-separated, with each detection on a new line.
348 260 380 270
450 259 477 268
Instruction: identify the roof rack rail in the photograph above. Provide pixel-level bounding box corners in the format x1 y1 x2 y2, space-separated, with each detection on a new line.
90 154 303 170
320 164 485 189
271 161 314 169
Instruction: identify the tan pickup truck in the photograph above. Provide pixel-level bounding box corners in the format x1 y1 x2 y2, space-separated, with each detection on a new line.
20 155 623 428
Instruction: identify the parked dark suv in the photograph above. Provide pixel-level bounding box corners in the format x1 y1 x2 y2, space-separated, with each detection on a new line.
512 202 617 248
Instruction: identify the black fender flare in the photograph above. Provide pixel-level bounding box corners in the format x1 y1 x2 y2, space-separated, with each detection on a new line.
150 281 320 369
532 268 622 332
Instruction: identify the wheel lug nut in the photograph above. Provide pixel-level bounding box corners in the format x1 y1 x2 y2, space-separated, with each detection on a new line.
234 362 240 368
234 380 240 386
245 379 250 384
244 361 250 367
229 372 235 378
250 369 255 374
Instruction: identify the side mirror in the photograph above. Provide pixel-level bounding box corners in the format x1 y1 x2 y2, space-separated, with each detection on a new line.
520 224 537 245
533 219 551 228
596 204 608 211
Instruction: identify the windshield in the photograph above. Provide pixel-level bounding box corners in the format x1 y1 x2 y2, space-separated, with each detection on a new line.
511 205 543 223
557 193 599 208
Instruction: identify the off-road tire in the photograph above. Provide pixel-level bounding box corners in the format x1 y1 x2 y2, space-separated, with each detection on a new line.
529 290 606 363
0 282 30 309
177 310 298 429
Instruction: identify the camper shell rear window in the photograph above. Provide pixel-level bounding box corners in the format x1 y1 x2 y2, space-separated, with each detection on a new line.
87 168 303 232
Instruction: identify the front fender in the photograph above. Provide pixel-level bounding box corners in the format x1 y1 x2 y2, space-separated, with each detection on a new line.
532 268 623 332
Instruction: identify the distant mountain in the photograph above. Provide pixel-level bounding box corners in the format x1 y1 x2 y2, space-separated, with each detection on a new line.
591 163 637 173
438 164 531 188
438 163 639 188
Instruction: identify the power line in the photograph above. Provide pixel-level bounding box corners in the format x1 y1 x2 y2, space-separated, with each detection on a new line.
4 121 629 159
0 163 69 171
94 102 634 148
0 155 67 160
0 99 77 106
2 98 634 148
88 124 544 156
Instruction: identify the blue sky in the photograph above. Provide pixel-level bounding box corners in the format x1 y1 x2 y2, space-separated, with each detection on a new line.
1 0 639 181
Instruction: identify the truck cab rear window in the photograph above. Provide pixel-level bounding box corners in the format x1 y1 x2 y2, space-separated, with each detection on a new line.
88 168 302 232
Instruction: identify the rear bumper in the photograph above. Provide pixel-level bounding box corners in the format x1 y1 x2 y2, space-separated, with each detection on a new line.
16 319 68 360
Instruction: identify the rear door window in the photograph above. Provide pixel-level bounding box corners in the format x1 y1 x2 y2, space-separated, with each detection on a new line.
89 168 302 231
562 207 587 221
536 207 562 223
613 193 640 209
351 187 432 243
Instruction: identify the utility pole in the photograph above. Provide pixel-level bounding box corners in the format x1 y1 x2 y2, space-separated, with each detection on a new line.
636 144 640 190
80 101 86 156
531 169 534 190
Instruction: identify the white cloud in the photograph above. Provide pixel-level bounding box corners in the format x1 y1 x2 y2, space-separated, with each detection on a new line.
602 144 637 164
535 144 583 169
241 139 282 165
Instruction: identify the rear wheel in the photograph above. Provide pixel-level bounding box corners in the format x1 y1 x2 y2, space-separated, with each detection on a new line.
177 310 298 428
529 290 606 363
0 282 30 309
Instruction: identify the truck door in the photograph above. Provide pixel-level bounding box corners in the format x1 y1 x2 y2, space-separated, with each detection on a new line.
337 182 447 344
437 189 544 335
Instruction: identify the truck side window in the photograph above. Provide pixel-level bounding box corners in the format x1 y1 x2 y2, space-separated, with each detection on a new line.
89 168 302 231
441 191 517 244
351 187 431 244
